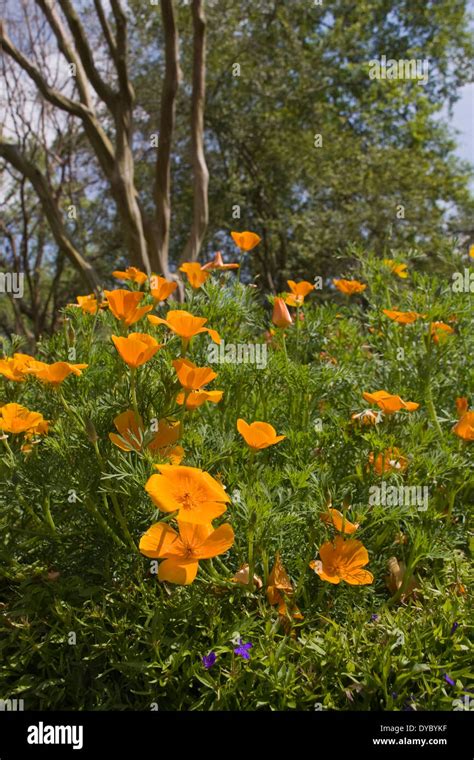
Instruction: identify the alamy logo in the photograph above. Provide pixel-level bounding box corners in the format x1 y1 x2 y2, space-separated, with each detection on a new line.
451 269 474 293
0 272 24 299
369 483 429 511
452 695 474 711
27 722 84 750
207 340 267 369
369 55 429 85
0 698 24 711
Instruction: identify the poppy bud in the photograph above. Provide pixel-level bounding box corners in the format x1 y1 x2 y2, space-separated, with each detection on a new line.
84 417 98 443
272 298 293 328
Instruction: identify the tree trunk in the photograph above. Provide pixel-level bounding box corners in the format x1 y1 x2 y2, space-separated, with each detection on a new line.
152 0 181 277
180 0 209 263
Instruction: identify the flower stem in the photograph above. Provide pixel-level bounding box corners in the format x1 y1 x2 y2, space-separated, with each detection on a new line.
1 436 15 466
43 494 57 534
178 391 189 437
247 450 257 591
84 496 126 548
130 368 140 419
281 331 289 366
424 324 444 442
296 306 301 355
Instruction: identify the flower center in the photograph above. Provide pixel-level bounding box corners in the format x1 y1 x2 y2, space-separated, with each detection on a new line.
183 544 195 559
331 559 346 577
179 491 196 511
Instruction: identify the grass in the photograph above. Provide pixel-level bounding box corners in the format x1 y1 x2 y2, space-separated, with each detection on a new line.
0 248 472 711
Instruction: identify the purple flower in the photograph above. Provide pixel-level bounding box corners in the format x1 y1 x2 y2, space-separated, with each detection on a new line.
234 639 253 660
371 614 379 622
450 622 459 635
202 652 216 669
444 673 455 686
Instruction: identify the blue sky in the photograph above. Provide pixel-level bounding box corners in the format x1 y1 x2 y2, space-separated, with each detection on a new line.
451 0 474 182
452 83 474 172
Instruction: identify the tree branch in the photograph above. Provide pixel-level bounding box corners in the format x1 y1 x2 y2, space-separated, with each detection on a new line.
35 0 94 109
0 142 101 294
0 23 90 119
110 0 134 106
93 0 118 60
56 0 117 106
0 22 116 177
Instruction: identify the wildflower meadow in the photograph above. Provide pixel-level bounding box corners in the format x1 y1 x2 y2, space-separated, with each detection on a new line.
0 244 472 714
1 2 474 750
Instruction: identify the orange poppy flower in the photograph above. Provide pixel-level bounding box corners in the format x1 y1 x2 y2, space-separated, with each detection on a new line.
0 403 49 436
284 294 302 307
179 262 209 289
363 390 419 414
145 464 230 524
109 410 183 461
147 419 184 463
25 360 88 386
267 552 293 605
148 310 221 345
112 333 161 368
351 409 382 426
172 359 217 391
285 280 314 306
150 275 178 302
231 230 261 252
176 390 224 410
112 267 148 285
453 411 474 441
382 309 424 324
104 289 153 326
109 410 144 451
75 294 107 314
333 278 367 295
368 447 408 474
237 419 285 450
139 520 234 585
267 552 304 621
321 508 359 534
383 259 409 279
202 252 239 271
272 297 293 328
310 536 373 585
431 321 455 344
456 397 469 417
0 353 35 382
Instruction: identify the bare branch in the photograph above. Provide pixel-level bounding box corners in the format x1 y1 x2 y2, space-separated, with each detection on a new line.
0 141 101 294
56 0 117 105
34 0 94 109
0 21 116 177
0 23 90 119
93 0 118 59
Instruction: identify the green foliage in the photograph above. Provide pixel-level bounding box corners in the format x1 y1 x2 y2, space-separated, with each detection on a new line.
0 251 472 710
